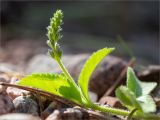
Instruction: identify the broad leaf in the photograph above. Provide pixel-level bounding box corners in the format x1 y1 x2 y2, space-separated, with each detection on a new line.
78 48 114 102
115 86 142 111
137 95 156 113
18 73 82 104
127 67 157 97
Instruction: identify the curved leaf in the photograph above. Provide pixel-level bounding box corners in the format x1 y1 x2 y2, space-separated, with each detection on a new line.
78 48 114 101
115 86 142 111
18 73 82 104
127 67 157 97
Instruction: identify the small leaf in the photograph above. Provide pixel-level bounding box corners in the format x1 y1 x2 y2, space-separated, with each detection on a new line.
127 67 157 97
78 48 114 102
140 82 157 95
18 73 82 104
137 95 156 113
115 86 142 111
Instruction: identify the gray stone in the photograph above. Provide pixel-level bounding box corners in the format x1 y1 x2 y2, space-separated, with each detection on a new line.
13 96 39 116
25 54 87 74
25 54 59 74
0 63 20 73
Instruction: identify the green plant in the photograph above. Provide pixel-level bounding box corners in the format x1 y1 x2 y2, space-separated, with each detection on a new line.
18 10 159 120
116 67 158 119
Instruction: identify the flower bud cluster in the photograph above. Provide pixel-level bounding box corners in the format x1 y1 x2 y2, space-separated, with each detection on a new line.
47 10 63 59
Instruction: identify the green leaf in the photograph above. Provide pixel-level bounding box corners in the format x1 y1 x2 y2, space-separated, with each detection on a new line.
115 86 142 111
18 73 82 104
137 95 156 113
78 48 114 102
117 68 157 114
127 67 157 97
116 86 157 114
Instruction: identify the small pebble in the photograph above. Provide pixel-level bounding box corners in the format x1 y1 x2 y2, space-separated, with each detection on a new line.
99 96 123 108
13 96 39 116
45 108 89 120
6 77 30 99
41 101 68 119
0 113 41 120
45 110 61 120
0 92 14 115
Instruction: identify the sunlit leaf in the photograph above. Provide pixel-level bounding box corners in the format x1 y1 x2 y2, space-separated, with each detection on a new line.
18 73 82 104
78 48 114 102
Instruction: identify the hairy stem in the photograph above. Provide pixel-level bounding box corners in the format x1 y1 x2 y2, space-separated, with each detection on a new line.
57 59 78 88
92 104 129 116
92 104 160 120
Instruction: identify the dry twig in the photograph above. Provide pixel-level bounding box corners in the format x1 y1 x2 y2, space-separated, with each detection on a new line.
0 82 81 107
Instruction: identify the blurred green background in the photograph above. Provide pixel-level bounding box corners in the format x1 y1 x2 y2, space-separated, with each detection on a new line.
0 1 159 64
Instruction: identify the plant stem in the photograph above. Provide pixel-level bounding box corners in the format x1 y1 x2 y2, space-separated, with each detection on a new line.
92 104 160 120
56 58 88 104
57 59 78 88
127 108 138 120
92 104 129 116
